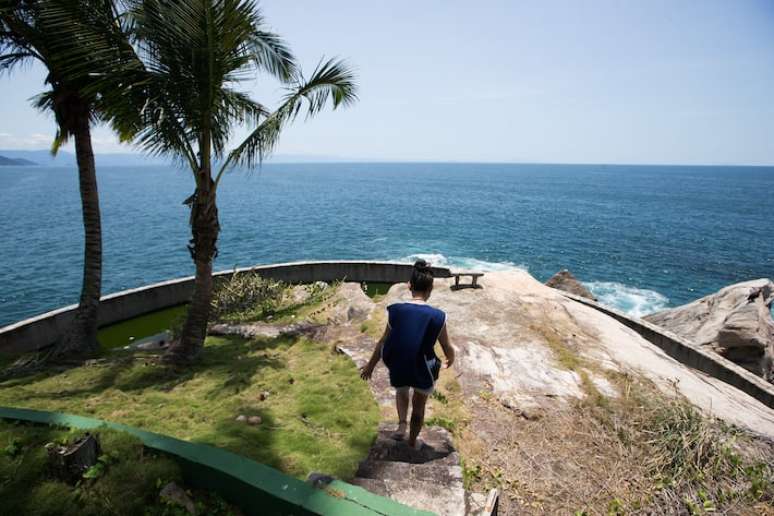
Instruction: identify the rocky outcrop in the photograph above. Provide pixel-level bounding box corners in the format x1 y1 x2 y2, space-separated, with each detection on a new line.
545 269 596 301
374 273 774 436
645 279 774 379
330 283 374 324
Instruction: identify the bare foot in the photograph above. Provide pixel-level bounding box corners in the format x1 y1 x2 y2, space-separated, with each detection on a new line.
390 421 408 440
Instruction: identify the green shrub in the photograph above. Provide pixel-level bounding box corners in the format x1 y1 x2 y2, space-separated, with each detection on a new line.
210 272 287 321
0 422 184 516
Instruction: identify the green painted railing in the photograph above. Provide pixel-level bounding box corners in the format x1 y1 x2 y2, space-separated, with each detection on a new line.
0 406 434 516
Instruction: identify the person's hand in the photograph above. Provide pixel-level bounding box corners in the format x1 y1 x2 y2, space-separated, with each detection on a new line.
445 355 455 369
360 362 375 380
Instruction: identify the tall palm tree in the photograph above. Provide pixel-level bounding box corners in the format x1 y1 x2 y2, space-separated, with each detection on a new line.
122 0 357 364
0 0 138 358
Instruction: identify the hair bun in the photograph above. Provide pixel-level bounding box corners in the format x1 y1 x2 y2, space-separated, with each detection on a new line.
413 259 430 271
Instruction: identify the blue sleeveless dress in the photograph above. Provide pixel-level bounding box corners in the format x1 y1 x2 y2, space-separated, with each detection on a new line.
382 302 446 391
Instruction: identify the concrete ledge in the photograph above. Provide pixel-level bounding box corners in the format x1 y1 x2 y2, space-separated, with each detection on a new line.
560 291 774 410
0 406 432 516
0 261 451 354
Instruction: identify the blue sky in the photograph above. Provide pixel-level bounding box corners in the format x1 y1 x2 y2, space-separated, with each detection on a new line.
1 0 773 164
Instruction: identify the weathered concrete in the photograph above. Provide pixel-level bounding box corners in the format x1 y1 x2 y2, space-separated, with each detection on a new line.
561 291 774 411
0 261 451 355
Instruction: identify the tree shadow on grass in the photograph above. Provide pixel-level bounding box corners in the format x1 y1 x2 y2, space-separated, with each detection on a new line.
0 355 136 401
0 335 292 409
192 409 294 479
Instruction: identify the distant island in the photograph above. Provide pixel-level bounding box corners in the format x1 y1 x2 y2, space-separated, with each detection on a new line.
0 149 352 167
0 154 37 166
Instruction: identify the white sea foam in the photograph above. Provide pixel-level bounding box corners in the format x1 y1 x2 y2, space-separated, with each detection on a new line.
397 254 668 318
583 281 669 318
397 253 527 272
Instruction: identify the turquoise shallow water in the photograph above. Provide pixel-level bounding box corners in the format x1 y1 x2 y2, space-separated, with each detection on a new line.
1 162 772 326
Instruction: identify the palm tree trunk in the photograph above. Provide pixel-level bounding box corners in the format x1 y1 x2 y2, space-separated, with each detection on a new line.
54 113 102 357
163 181 219 364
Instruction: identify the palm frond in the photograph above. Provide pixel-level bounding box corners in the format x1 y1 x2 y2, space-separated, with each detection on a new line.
0 50 34 74
217 57 357 177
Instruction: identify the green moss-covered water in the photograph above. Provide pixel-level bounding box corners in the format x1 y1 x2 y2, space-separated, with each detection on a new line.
97 305 187 350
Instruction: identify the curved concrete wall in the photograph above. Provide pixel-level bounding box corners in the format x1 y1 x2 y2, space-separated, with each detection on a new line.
0 261 451 355
560 291 774 410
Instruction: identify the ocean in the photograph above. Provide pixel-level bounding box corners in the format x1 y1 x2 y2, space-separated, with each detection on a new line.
1 162 772 326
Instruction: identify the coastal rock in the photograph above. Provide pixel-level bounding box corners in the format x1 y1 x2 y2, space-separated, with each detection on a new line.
545 269 596 301
288 285 312 305
645 278 774 377
370 272 774 436
330 283 375 323
329 271 774 513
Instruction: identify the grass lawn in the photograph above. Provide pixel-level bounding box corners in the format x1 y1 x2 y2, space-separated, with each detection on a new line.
0 334 379 481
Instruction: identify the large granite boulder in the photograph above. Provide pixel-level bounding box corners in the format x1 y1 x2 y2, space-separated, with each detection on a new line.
545 269 597 301
645 279 774 379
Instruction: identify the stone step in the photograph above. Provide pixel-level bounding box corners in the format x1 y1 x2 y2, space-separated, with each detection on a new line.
356 459 463 486
367 424 459 466
350 477 467 516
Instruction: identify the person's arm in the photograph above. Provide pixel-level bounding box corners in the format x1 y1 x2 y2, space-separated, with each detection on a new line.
361 325 390 380
438 325 455 368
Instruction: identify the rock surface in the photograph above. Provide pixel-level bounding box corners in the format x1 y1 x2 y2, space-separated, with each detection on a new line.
350 424 468 516
545 269 596 300
377 272 774 437
645 278 774 379
330 283 374 324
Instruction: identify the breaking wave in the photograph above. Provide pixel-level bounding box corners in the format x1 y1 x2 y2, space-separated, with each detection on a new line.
396 254 669 318
583 281 669 318
397 253 527 272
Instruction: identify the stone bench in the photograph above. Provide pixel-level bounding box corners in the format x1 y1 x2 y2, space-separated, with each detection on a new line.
450 272 484 290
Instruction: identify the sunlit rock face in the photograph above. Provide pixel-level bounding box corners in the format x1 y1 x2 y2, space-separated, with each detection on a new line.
645 279 774 379
375 271 774 437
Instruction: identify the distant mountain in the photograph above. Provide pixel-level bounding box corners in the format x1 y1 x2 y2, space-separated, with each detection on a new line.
0 149 167 167
0 154 37 166
0 149 359 167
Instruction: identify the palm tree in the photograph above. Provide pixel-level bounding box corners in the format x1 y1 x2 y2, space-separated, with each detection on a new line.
0 0 138 358
121 0 357 364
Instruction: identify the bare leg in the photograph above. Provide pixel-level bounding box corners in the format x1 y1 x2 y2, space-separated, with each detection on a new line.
394 388 410 438
408 390 429 447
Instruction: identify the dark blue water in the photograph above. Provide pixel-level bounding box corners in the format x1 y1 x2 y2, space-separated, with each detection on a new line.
1 163 772 325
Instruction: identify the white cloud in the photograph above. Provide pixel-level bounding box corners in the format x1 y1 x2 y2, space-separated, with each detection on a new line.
0 132 53 149
0 129 134 154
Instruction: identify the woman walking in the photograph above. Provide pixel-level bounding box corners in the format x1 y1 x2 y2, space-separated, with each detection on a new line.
361 260 455 448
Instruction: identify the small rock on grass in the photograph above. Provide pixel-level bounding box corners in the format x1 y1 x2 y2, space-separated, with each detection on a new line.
248 416 262 426
259 391 270 401
235 415 247 423
160 482 196 515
